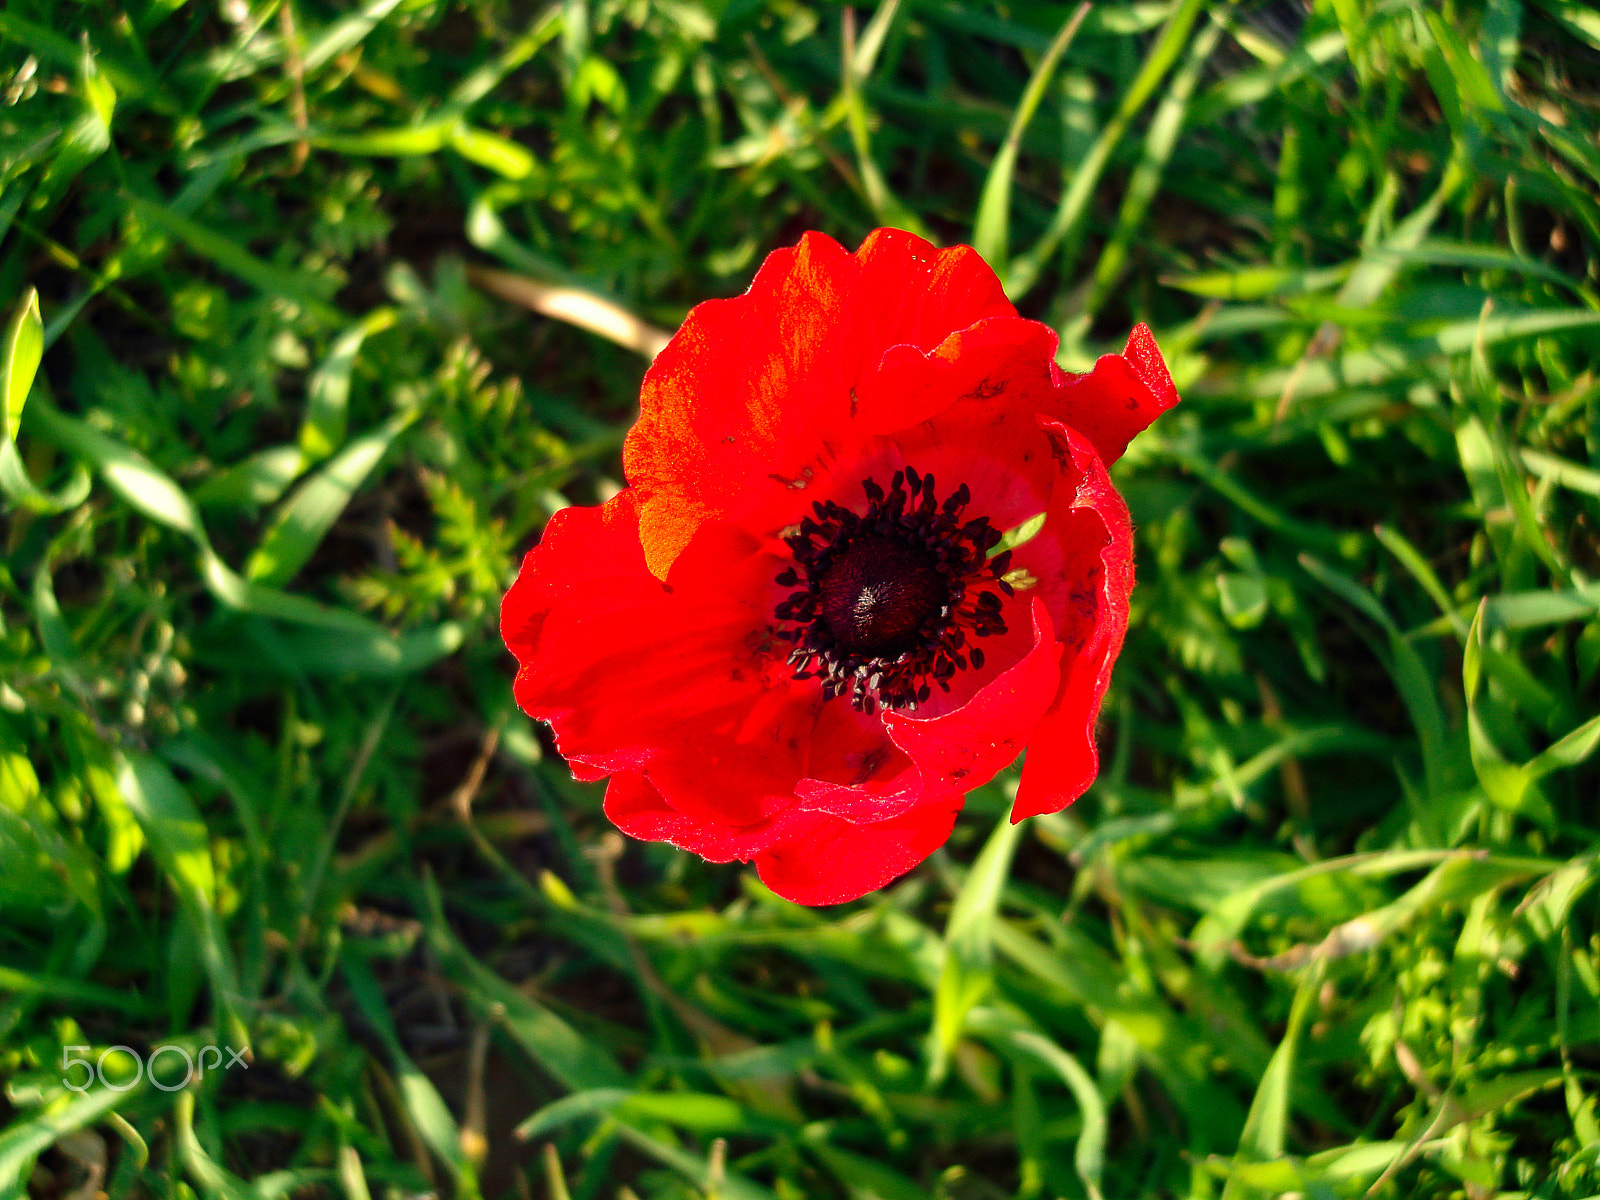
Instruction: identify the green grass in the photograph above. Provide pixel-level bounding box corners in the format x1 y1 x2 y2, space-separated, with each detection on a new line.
2 0 1599 1197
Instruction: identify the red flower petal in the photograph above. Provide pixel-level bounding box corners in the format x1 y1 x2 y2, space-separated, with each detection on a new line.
793 699 924 820
1010 422 1135 821
855 318 1063 537
503 492 810 826
753 799 963 906
624 231 1015 578
846 229 1015 366
882 597 1062 795
1048 323 1180 467
604 772 787 862
854 316 1057 436
505 229 1181 905
803 694 907 782
607 771 960 907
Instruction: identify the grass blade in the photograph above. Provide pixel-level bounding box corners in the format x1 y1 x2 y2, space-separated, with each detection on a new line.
1007 0 1208 297
928 811 1023 1083
971 3 1090 271
247 410 414 588
2 287 41 445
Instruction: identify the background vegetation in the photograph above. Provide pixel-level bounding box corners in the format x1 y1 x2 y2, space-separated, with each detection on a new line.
2 0 1599 1196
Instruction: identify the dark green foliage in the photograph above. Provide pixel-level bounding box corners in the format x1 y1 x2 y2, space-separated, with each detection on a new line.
2 0 1598 1197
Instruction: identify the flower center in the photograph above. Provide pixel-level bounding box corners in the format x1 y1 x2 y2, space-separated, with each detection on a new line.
772 467 1015 714
818 537 945 657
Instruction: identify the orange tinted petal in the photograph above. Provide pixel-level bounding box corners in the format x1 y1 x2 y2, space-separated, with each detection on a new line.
625 230 1018 577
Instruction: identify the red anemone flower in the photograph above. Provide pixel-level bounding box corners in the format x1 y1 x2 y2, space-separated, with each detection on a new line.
502 229 1178 905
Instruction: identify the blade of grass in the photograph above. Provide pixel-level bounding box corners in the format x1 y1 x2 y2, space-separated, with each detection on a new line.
2 287 41 445
1298 552 1461 833
837 1 929 238
614 1123 778 1200
300 307 399 462
419 875 629 1091
124 193 342 325
1008 1030 1108 1200
928 810 1023 1084
33 402 389 635
116 754 246 1045
247 409 415 589
0 1086 134 1197
298 0 405 74
971 3 1090 271
1007 0 1208 298
1374 523 1471 640
341 950 483 1200
1243 308 1600 400
1084 6 1229 318
173 1090 255 1200
1225 958 1325 1187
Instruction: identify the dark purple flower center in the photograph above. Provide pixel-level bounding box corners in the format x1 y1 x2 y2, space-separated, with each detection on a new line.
772 466 1015 714
818 537 945 657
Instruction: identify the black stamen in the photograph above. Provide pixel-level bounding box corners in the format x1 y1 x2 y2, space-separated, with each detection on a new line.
770 466 1013 712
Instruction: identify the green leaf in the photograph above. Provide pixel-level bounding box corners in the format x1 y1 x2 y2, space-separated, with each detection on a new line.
313 119 455 158
79 37 117 132
837 0 929 239
1009 1030 1107 1198
448 124 538 180
192 444 307 509
341 951 481 1199
0 1087 134 1197
1485 587 1600 630
1086 7 1228 316
1524 710 1600 781
1217 572 1268 628
299 0 406 72
115 754 214 905
928 811 1023 1083
1423 11 1507 118
173 1090 254 1200
1298 553 1461 829
249 410 414 588
1230 958 1324 1178
1 288 42 445
516 1089 746 1141
1190 850 1461 972
613 1123 779 1200
1464 604 1561 830
1162 264 1349 300
1007 0 1208 296
994 510 1046 555
32 404 200 537
807 1141 927 1200
123 193 341 325
33 402 388 634
115 754 245 1045
971 3 1089 269
420 876 628 1091
300 308 399 462
229 621 466 677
